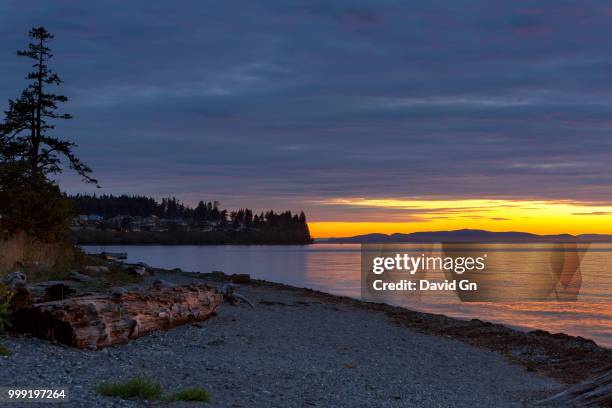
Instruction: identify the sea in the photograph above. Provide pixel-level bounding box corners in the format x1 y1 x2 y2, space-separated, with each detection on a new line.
82 243 612 348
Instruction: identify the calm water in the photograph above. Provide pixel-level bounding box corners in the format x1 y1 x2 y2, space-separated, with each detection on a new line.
83 243 612 348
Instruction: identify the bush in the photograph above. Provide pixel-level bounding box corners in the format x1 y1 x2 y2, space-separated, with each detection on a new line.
96 377 162 400
0 169 73 242
170 387 212 403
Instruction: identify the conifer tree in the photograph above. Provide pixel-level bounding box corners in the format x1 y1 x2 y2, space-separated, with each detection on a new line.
0 27 96 184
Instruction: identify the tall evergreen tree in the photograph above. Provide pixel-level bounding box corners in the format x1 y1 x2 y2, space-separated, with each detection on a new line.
0 27 97 240
0 27 96 184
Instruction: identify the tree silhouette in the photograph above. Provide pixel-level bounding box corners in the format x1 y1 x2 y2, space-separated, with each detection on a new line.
0 27 96 184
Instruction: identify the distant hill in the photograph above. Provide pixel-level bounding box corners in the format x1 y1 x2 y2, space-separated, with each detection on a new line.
320 229 612 243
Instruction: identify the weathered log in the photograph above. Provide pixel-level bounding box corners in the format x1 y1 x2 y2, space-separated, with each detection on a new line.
11 284 223 349
538 365 612 407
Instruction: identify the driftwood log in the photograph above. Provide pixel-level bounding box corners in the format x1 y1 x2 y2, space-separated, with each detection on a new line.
11 284 222 349
538 365 612 407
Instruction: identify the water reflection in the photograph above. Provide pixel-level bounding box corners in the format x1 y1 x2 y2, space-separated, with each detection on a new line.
438 243 589 302
83 243 612 347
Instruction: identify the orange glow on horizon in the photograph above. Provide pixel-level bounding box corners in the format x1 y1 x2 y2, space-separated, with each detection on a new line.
307 198 612 238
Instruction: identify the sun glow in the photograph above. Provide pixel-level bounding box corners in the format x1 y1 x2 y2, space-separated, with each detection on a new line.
308 198 612 238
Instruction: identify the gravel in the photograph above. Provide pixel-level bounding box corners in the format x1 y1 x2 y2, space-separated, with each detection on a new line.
0 274 560 407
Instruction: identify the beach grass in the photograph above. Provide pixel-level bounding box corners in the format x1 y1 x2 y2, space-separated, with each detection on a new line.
96 378 211 403
96 377 162 400
169 387 212 403
0 232 77 278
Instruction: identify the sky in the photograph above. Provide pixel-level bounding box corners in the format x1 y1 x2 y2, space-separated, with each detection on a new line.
2 1 612 237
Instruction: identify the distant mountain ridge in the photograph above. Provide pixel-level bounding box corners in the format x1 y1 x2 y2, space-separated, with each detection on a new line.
320 229 612 243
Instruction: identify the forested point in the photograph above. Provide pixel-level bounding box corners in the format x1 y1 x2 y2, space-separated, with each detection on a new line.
0 28 312 246
69 194 313 245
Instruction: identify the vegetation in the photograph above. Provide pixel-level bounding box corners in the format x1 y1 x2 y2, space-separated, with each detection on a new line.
0 302 11 333
11 245 142 286
70 194 313 245
24 264 73 283
71 195 221 220
96 377 211 403
96 377 162 400
0 283 12 333
0 234 84 281
0 27 95 242
0 174 73 241
0 285 11 357
70 194 308 230
0 27 96 184
169 387 212 403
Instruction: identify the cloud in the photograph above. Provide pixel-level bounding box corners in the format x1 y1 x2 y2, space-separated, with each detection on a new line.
0 0 611 221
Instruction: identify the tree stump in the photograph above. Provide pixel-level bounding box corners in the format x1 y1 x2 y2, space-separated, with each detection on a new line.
11 284 222 349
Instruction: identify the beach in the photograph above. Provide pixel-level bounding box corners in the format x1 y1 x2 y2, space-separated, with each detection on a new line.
2 267 609 407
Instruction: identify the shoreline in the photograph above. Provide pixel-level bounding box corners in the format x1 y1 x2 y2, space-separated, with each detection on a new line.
185 270 610 385
1 263 610 406
79 244 610 355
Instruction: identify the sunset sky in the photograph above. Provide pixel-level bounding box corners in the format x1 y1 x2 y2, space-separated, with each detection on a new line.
2 1 612 238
